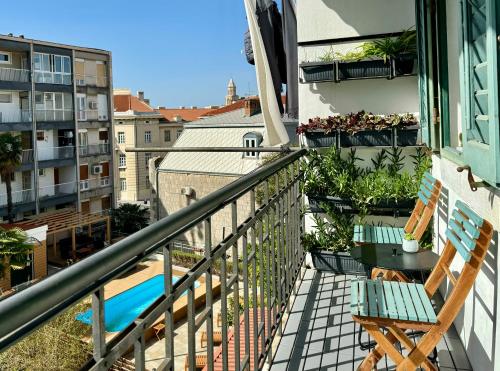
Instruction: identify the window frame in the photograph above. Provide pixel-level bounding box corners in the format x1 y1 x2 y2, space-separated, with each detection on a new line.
145 153 152 167
0 51 11 65
117 131 125 144
144 131 152 143
0 92 12 104
119 154 126 168
164 129 171 142
244 137 258 158
120 178 127 191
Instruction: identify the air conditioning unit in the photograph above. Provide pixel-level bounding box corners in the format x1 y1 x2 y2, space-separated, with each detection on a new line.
77 79 85 86
98 114 108 121
91 165 103 175
89 101 98 110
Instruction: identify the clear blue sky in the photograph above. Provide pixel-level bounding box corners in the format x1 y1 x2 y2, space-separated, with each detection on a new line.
0 0 258 108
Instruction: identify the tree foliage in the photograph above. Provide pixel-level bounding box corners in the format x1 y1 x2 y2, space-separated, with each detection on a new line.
0 133 23 222
111 203 149 235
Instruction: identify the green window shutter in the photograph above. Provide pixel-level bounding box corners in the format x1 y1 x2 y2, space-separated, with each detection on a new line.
416 0 431 147
461 0 500 187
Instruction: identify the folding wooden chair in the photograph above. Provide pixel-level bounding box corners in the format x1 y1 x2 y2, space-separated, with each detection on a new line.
350 200 493 370
353 171 442 245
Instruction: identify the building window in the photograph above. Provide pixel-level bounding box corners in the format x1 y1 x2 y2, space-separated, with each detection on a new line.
117 132 125 144
38 169 45 176
119 154 126 168
244 138 258 158
0 51 11 64
164 130 171 142
33 53 71 84
144 131 152 143
36 131 45 141
0 93 12 103
120 178 127 191
176 129 183 139
146 176 150 189
145 153 151 167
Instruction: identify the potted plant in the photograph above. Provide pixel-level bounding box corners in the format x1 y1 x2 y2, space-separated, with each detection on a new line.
300 48 336 83
402 233 419 253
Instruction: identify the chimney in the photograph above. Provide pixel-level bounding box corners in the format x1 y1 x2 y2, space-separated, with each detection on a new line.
244 97 261 117
137 91 145 101
144 98 150 105
157 106 166 109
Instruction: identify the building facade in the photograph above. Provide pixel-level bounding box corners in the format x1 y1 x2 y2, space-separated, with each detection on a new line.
0 34 114 221
113 90 184 204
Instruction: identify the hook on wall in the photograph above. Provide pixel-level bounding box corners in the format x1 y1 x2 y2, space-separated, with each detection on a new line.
456 165 488 192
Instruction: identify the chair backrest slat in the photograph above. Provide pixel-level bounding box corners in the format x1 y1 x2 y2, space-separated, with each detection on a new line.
445 228 472 262
423 171 437 185
456 200 484 227
449 219 476 249
418 191 429 206
419 183 433 199
452 210 480 239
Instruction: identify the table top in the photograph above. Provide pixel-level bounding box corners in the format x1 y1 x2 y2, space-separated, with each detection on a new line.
350 244 439 272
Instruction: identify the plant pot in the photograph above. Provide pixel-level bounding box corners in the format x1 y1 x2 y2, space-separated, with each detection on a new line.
394 53 416 75
337 59 391 81
304 131 337 148
396 126 419 146
310 250 367 274
300 62 335 83
339 129 392 147
402 239 419 253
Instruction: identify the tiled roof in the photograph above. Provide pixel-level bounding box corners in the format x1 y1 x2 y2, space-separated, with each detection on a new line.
114 95 154 113
203 100 246 116
157 108 215 122
186 108 264 127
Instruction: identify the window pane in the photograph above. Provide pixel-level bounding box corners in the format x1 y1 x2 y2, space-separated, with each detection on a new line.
42 54 50 71
63 56 71 74
63 93 72 110
0 52 10 63
54 56 62 72
0 93 12 103
54 93 63 109
34 53 41 70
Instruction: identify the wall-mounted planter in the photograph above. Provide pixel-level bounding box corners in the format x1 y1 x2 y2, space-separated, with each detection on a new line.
394 53 417 76
396 126 419 146
304 131 337 148
309 250 366 274
307 195 414 217
300 62 335 83
339 129 392 147
337 59 391 81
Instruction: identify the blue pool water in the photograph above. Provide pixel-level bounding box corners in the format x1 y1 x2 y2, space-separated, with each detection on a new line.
76 274 200 332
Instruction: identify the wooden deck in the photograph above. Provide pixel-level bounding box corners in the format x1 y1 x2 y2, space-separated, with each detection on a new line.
271 270 472 371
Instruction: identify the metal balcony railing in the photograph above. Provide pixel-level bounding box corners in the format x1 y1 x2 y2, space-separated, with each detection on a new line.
0 67 30 83
77 110 108 122
0 188 35 206
37 146 75 161
35 109 73 122
75 73 108 87
0 109 32 124
33 71 71 85
79 143 110 156
0 149 307 370
38 181 77 198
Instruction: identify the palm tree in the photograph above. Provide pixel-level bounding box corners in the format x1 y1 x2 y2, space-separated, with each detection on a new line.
111 203 149 235
0 133 23 223
0 227 33 282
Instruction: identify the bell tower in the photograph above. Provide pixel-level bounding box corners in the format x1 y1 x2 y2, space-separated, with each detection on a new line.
225 79 239 106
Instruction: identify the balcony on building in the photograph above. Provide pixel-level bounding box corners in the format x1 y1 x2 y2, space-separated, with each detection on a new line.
0 90 32 131
75 57 108 88
33 52 72 86
0 40 31 90
38 180 78 209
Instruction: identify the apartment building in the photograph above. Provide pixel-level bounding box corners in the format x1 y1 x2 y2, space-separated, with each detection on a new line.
0 34 114 220
113 90 184 204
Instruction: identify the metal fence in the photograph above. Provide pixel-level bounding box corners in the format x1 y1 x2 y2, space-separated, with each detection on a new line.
79 143 110 156
0 149 307 371
0 67 30 82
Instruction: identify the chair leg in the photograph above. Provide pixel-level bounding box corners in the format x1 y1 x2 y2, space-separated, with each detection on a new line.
358 324 404 370
388 326 438 371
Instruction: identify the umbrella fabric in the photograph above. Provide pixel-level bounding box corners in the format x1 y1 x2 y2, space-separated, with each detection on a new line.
244 0 290 146
283 0 298 118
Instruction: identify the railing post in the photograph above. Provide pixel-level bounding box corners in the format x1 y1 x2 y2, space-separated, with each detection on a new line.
231 201 240 370
264 180 273 365
242 229 250 369
163 243 174 370
274 173 283 336
204 217 214 371
250 189 259 369
92 287 106 363
134 332 146 371
187 282 196 371
220 240 229 370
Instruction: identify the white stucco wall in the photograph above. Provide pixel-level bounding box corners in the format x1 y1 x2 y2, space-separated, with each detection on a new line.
432 156 500 370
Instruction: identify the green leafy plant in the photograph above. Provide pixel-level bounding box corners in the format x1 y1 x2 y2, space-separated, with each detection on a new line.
404 232 415 241
0 133 23 223
359 28 417 63
0 227 33 280
387 147 405 176
111 203 149 235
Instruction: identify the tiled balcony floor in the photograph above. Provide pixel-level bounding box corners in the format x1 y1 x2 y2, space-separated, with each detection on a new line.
271 270 471 371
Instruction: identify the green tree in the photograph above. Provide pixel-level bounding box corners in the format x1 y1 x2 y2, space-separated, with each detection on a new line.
111 203 149 235
0 133 23 223
0 226 33 281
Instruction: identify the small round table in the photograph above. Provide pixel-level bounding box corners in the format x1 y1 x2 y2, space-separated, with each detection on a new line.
350 243 440 351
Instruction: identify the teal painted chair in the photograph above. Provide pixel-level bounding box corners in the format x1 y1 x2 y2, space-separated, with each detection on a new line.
350 201 493 370
353 172 442 245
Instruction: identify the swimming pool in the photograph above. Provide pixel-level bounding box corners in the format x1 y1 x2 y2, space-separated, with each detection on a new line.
76 274 200 332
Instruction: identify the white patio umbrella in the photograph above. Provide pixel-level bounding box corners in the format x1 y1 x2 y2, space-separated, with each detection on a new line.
243 0 290 146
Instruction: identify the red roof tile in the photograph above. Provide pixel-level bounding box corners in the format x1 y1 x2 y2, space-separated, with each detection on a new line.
203 100 246 117
157 108 215 122
114 95 154 113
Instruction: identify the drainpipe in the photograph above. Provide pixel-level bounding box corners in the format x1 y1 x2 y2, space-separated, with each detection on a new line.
30 42 40 215
72 49 81 212
155 165 160 221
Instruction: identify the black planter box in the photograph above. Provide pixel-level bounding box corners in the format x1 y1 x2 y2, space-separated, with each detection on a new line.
307 195 414 216
394 53 417 76
300 62 335 83
337 59 391 81
310 250 367 274
339 129 392 147
304 131 337 148
396 126 419 146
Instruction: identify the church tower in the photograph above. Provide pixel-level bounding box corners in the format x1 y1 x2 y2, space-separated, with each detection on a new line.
225 79 239 106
